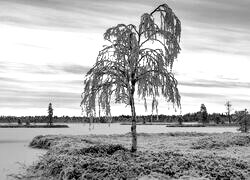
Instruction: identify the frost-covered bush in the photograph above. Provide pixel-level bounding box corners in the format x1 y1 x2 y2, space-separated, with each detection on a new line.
192 133 250 149
19 134 250 180
24 142 250 180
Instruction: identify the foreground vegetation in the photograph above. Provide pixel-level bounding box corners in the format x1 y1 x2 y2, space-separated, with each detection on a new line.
14 132 250 179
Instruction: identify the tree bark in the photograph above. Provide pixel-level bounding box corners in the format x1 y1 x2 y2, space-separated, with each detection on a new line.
130 84 137 152
156 109 159 122
244 116 247 133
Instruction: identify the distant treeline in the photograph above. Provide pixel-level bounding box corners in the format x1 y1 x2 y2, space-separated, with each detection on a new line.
0 112 237 124
0 116 84 124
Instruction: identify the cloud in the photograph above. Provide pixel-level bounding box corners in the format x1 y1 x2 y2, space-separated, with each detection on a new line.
0 61 90 75
168 0 250 29
17 43 51 50
0 77 20 83
179 79 250 89
0 87 81 108
166 0 250 56
1 0 250 56
182 26 250 56
0 0 155 32
2 0 249 30
0 60 90 114
181 92 226 99
48 64 90 75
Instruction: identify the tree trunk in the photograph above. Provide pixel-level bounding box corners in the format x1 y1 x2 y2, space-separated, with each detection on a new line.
98 96 101 122
130 85 137 152
156 109 159 122
244 117 247 133
227 111 231 124
49 115 53 126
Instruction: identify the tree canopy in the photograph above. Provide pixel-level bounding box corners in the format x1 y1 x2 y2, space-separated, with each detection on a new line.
81 4 181 117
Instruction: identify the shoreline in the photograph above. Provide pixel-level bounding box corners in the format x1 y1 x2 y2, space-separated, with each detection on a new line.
0 124 69 128
120 122 238 127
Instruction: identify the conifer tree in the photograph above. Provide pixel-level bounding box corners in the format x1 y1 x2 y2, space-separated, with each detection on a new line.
200 104 208 124
235 109 250 133
48 103 53 126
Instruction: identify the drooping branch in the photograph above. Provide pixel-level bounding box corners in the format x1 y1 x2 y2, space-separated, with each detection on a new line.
81 42 132 117
138 4 181 69
136 66 180 108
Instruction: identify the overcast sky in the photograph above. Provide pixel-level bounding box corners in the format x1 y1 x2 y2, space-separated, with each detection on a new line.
0 0 250 116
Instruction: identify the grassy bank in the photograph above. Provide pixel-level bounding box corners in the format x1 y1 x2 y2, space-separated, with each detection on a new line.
120 122 173 125
120 122 238 127
166 124 205 127
15 132 250 179
165 124 238 127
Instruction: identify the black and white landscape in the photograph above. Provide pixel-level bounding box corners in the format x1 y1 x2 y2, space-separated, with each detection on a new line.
0 0 250 179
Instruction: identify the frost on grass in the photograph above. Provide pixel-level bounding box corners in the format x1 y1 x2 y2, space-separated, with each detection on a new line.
130 132 208 137
23 147 250 180
20 133 250 180
192 133 250 149
30 135 99 149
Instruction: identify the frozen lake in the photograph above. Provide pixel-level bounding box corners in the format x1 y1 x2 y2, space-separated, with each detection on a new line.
0 123 238 179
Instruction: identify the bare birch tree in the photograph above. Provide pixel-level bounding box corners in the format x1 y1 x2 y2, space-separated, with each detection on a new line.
81 4 181 152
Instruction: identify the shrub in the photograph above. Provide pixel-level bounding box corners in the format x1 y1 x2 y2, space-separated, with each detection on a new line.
23 143 250 180
192 133 250 149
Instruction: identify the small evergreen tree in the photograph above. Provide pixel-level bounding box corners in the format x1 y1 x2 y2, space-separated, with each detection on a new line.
225 101 232 124
200 104 208 124
25 117 30 126
215 115 221 124
177 115 183 125
48 103 53 126
17 118 22 125
235 109 250 133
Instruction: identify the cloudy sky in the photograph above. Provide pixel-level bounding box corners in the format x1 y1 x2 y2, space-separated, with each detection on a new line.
0 0 250 116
